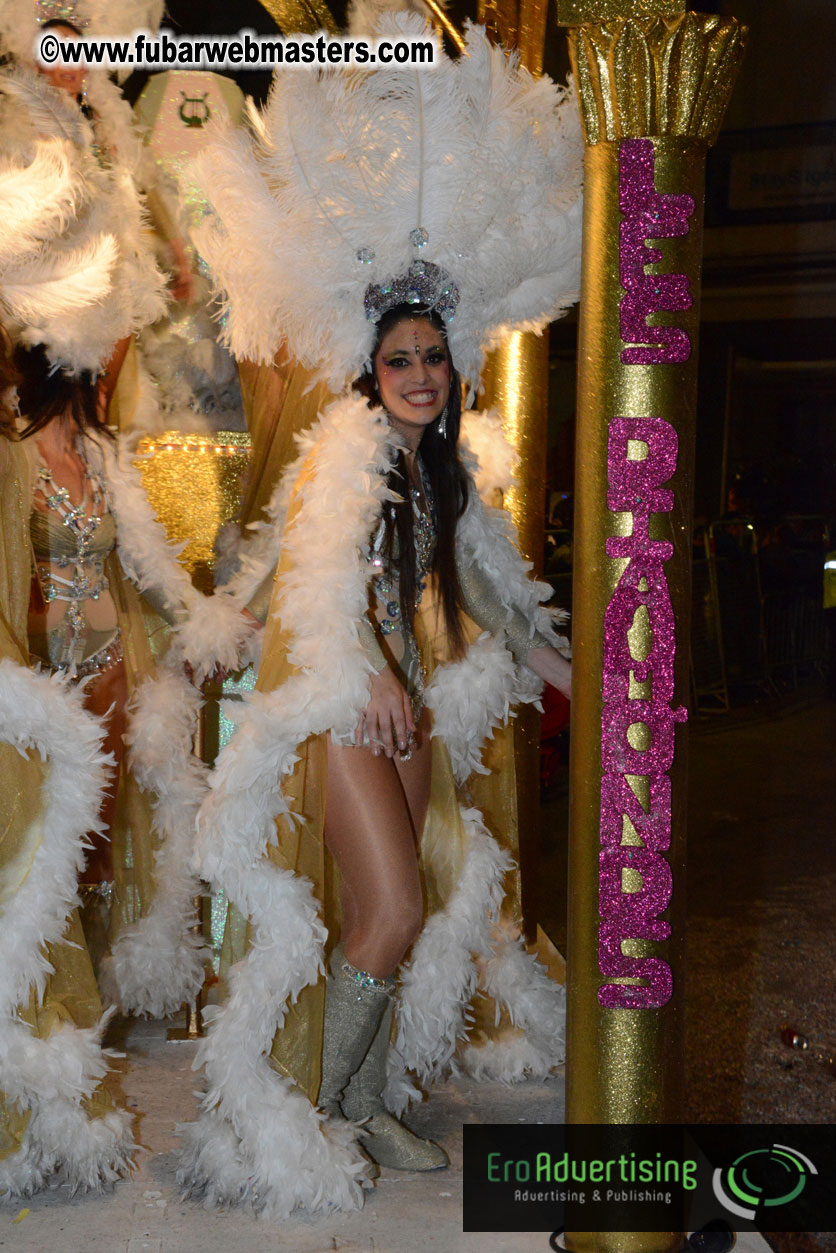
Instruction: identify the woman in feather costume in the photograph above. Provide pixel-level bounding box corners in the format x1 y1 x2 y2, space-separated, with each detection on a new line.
0 142 136 1199
0 44 256 1015
178 16 583 1216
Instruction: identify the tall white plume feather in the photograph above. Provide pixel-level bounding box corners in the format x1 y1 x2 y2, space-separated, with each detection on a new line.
0 139 80 264
0 660 135 1196
0 69 167 374
190 16 582 392
347 0 442 35
0 69 88 145
4 232 116 323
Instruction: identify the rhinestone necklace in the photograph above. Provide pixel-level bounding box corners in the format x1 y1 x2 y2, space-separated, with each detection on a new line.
370 459 436 638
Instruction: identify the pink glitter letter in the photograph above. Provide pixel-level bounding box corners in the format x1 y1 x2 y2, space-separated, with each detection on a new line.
598 413 687 1010
619 138 695 365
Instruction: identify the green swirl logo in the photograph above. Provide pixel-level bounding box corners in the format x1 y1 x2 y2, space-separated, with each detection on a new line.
712 1144 816 1220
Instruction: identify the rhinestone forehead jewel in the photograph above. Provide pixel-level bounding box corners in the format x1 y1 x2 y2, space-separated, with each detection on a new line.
363 259 460 325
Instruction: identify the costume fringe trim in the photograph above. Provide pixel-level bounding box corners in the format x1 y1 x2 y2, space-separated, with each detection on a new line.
0 660 135 1197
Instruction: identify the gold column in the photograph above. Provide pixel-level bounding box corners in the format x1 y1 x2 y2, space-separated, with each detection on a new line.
558 6 745 1251
477 0 551 941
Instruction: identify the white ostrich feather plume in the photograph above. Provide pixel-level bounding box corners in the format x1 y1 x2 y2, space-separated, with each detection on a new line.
0 68 88 144
0 138 79 263
190 15 582 392
4 232 116 323
347 0 442 35
0 69 167 374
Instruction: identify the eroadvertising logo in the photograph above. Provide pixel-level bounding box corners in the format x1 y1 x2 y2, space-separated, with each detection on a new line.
711 1143 817 1221
462 1124 836 1235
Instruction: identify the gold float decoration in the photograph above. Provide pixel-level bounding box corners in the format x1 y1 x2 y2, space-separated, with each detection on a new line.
256 0 338 35
569 12 747 145
476 0 552 943
559 5 745 1252
134 431 251 591
558 0 683 23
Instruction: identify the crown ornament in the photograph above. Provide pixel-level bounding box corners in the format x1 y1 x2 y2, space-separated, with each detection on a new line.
363 239 460 325
35 0 89 27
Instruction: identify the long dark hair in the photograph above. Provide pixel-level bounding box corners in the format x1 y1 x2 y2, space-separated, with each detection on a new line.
353 304 470 658
0 328 21 440
14 343 113 442
40 18 85 36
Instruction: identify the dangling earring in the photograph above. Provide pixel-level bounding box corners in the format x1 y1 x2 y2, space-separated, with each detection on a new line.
438 405 448 438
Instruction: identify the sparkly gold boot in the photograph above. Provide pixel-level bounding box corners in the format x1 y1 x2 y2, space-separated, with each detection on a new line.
341 997 449 1172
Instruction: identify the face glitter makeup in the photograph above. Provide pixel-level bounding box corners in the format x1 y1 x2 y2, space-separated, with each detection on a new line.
619 138 695 366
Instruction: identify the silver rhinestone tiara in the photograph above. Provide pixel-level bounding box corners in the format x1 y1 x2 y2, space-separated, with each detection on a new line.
363 259 460 325
35 1 89 27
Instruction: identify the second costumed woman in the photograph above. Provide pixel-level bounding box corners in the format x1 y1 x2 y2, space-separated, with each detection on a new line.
179 15 583 1216
0 48 254 1018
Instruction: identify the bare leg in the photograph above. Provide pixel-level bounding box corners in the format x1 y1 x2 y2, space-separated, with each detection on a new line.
80 658 127 883
324 709 432 979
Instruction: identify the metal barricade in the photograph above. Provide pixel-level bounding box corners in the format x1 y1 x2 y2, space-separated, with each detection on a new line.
760 516 828 689
690 535 729 712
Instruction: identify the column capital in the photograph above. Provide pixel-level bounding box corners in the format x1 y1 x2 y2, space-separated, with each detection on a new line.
566 12 746 145
557 0 683 23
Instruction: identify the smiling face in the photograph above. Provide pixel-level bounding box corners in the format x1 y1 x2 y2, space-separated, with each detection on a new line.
37 23 86 97
373 316 451 449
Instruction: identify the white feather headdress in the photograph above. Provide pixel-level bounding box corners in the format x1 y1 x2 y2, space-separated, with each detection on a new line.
190 14 583 392
0 0 164 80
0 70 167 374
0 136 115 339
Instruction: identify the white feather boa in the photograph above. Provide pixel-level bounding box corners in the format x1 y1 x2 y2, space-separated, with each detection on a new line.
0 69 168 375
0 660 135 1197
80 435 248 1016
99 669 210 1018
178 396 566 1214
93 435 258 683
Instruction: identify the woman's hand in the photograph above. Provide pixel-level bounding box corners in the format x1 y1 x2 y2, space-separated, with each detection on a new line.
356 665 416 757
526 646 572 700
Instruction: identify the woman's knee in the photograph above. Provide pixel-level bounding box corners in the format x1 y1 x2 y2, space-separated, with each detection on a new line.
384 891 424 955
353 892 423 964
